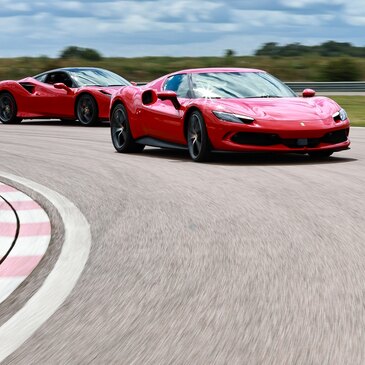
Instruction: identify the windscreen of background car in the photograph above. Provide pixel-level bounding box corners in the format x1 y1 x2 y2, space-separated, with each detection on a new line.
70 69 131 87
191 72 297 99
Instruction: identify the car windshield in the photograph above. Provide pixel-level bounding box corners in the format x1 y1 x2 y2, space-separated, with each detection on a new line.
70 68 131 87
191 72 296 99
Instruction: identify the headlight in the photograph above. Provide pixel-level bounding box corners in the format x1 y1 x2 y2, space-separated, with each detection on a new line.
212 111 254 124
333 108 348 122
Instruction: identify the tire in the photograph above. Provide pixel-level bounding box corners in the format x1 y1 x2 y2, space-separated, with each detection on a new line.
76 94 98 126
110 103 145 153
187 110 210 162
0 92 22 124
308 151 333 159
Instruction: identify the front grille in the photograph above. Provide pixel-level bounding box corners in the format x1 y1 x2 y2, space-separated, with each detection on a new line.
232 128 349 148
231 133 281 146
283 138 321 148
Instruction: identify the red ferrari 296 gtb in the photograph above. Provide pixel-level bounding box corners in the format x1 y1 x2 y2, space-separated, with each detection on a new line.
110 68 350 161
0 67 130 126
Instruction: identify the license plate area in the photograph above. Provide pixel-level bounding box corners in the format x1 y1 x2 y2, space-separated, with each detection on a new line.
297 138 308 146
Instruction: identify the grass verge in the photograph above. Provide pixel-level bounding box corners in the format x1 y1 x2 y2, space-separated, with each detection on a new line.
329 96 365 127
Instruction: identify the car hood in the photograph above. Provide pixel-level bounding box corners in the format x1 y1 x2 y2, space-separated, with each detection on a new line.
85 85 125 93
206 96 340 121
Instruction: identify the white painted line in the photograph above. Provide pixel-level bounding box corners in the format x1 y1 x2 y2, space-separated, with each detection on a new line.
0 173 91 362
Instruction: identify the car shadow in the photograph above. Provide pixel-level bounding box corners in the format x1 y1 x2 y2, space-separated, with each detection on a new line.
141 147 357 166
20 120 110 127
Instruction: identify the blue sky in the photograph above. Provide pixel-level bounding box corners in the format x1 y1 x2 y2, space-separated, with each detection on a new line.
0 0 364 57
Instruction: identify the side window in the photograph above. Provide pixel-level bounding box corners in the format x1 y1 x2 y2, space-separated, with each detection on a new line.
34 74 46 82
44 72 74 87
164 74 190 98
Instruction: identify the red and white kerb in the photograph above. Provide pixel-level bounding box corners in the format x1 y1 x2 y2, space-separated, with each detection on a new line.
0 182 51 303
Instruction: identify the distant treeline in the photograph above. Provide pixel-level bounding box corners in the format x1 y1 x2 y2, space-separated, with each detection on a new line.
1 42 365 82
255 41 365 57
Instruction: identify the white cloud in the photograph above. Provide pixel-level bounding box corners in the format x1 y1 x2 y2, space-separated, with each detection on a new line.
0 0 30 11
0 0 364 57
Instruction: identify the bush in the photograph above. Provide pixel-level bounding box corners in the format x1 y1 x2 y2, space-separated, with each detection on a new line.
320 57 362 81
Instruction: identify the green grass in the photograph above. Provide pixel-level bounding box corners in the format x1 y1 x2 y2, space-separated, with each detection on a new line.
329 96 365 127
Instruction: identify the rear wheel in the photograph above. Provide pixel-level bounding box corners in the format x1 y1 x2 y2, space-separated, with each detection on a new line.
308 151 333 159
0 92 22 124
187 110 210 162
76 94 98 126
111 103 145 153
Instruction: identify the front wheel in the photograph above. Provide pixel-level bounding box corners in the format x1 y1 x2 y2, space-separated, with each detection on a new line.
111 103 145 153
308 151 333 159
187 110 210 162
76 94 98 126
0 92 22 124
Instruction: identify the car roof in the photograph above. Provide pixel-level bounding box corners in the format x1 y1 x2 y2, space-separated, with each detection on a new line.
34 67 110 77
169 67 265 75
42 67 107 73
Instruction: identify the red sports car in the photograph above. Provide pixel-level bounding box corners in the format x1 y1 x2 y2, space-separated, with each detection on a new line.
110 67 350 161
0 67 130 126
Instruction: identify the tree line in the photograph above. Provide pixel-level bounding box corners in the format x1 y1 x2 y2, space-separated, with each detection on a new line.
255 41 365 57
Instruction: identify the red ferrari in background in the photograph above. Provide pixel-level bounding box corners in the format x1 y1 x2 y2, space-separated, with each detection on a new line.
0 67 130 126
110 67 350 162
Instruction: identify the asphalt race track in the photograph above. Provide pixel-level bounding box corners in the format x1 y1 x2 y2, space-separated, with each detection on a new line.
0 121 365 364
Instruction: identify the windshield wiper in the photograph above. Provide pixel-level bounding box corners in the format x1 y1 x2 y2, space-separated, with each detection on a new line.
245 95 283 98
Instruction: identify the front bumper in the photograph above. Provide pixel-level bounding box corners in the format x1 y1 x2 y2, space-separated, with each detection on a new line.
207 117 351 153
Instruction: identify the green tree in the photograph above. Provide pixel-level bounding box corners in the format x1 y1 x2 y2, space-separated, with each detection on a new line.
60 46 102 61
224 49 236 57
255 42 280 56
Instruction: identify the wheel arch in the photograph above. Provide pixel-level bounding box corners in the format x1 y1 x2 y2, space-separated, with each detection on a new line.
0 89 17 101
0 90 22 123
183 106 203 143
74 92 99 119
109 97 126 121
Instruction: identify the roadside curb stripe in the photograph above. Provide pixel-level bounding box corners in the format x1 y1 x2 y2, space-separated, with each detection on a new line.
0 182 51 304
1 222 51 237
0 173 91 362
0 185 17 193
0 257 43 277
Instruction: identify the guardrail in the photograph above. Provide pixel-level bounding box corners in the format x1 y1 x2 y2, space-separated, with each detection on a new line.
285 81 365 93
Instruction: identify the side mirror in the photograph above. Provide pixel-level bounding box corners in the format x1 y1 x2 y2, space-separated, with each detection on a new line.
302 88 316 98
157 91 181 110
54 83 73 95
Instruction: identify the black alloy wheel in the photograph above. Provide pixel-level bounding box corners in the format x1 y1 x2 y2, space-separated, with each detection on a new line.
0 92 22 124
187 110 210 162
111 103 144 153
76 94 98 126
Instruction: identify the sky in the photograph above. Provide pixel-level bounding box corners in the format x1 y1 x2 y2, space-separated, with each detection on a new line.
0 0 364 58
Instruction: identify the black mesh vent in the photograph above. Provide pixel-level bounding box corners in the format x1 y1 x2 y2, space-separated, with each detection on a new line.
231 133 281 146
